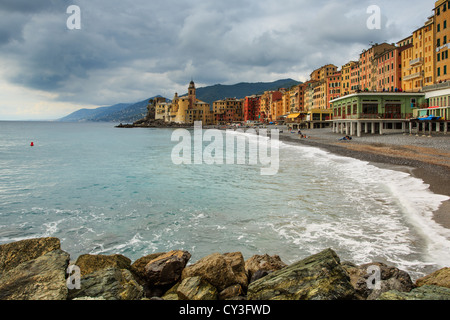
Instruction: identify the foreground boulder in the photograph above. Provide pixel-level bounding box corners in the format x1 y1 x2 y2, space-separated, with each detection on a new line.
245 254 287 283
177 276 218 300
342 261 414 300
378 285 450 300
74 254 131 276
223 252 248 290
247 249 355 300
130 253 166 281
181 252 247 292
0 237 61 275
416 267 450 289
0 249 70 300
68 268 144 300
145 250 191 286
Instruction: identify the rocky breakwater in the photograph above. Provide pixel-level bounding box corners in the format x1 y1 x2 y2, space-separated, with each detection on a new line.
1 238 450 300
116 119 191 129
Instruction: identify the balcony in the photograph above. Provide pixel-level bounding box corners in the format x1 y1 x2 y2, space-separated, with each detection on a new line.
409 57 423 67
403 72 423 81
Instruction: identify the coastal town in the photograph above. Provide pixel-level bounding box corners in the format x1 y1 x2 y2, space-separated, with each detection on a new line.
133 0 450 138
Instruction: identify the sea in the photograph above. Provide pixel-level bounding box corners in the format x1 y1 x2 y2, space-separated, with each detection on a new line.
1 121 449 280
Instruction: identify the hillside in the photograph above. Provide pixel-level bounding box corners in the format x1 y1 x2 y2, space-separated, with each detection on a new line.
193 79 301 105
59 79 301 122
59 103 132 122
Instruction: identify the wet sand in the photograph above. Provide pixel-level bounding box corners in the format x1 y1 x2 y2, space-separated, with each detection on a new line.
278 128 450 229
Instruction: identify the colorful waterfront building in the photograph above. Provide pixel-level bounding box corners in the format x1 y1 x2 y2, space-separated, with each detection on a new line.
243 95 261 122
398 16 435 92
331 92 425 136
341 61 359 95
374 46 405 92
423 81 450 123
213 98 244 125
327 71 342 108
359 43 396 91
308 64 338 110
435 0 450 83
259 90 282 122
167 80 214 125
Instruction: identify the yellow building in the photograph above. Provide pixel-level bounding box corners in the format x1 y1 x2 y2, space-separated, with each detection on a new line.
313 82 327 109
435 0 450 82
168 81 214 125
308 64 338 110
310 64 338 81
341 61 359 95
155 101 170 121
399 17 435 92
304 81 318 111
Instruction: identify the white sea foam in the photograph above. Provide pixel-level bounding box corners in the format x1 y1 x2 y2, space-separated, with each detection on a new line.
276 140 450 275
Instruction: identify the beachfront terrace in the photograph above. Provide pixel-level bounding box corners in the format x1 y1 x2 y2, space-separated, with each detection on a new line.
331 92 427 137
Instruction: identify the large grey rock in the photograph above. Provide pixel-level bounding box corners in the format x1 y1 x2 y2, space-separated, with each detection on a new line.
0 237 61 275
68 267 144 300
247 249 355 300
0 249 70 300
378 285 450 300
342 261 414 300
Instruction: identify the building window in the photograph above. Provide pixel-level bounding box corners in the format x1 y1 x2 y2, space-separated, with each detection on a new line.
445 65 448 75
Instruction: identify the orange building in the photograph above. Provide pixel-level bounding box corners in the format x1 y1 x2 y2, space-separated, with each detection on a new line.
359 43 396 91
259 91 282 122
327 71 342 108
374 46 405 92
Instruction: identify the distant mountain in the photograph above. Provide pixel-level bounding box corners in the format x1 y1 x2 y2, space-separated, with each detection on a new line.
59 103 132 122
59 97 163 123
59 79 301 123
194 79 301 105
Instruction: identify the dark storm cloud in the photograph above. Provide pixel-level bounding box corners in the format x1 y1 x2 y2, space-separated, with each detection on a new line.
0 0 435 108
0 0 64 13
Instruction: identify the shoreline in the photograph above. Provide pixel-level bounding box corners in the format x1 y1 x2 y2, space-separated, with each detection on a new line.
278 129 450 229
117 122 450 228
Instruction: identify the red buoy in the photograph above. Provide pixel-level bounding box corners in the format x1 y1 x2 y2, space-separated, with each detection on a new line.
30 142 34 147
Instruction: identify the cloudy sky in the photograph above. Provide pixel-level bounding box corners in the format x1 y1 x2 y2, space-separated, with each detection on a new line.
0 0 434 120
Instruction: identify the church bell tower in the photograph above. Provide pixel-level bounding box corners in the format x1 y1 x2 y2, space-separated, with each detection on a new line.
188 80 196 109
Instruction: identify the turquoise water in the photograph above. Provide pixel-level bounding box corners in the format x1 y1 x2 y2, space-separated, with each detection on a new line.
1 121 449 279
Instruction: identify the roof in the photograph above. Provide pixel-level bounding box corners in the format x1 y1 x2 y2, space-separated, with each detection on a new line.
287 113 301 119
330 92 425 104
